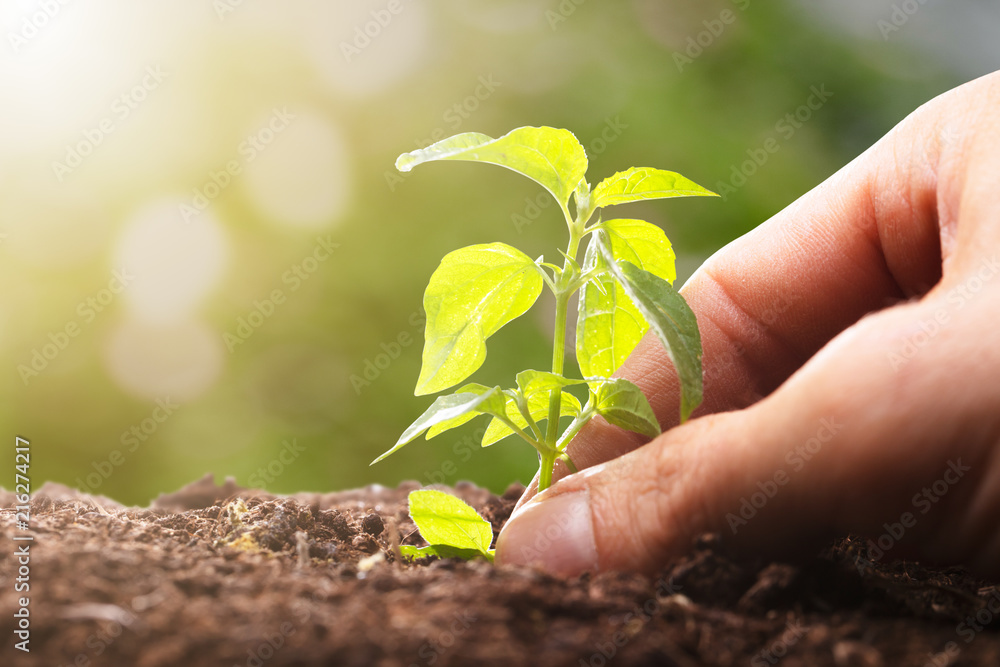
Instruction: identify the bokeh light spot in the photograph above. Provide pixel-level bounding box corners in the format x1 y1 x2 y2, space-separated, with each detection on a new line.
114 199 228 323
103 316 223 402
307 0 430 98
242 110 350 230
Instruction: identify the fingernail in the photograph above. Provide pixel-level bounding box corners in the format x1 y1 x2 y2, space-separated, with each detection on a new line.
496 490 597 577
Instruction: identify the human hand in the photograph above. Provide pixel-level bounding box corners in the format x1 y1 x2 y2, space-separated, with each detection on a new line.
496 71 1000 579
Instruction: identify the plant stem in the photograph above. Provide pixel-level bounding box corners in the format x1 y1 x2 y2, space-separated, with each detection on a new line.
555 403 595 450
544 291 570 430
539 204 586 492
539 451 556 491
514 393 544 441
559 452 578 473
497 414 550 457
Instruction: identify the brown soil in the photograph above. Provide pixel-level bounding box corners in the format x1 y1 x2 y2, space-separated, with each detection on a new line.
2 475 998 667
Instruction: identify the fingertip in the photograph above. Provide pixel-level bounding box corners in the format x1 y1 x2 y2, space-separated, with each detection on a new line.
496 488 598 577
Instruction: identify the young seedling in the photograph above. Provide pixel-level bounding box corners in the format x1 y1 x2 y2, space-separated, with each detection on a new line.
373 126 716 496
400 489 495 562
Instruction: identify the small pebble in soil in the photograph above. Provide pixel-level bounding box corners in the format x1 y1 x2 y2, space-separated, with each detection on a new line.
295 531 310 569
357 552 384 572
361 512 384 536
325 510 354 540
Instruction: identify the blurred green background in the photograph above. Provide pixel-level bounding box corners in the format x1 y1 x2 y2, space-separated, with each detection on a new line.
3 0 996 505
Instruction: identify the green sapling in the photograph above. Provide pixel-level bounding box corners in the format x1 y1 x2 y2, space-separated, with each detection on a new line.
373 126 716 497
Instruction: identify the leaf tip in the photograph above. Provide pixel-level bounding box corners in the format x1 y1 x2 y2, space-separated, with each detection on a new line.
395 153 415 173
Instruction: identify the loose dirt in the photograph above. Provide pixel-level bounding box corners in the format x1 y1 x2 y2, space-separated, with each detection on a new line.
2 475 998 666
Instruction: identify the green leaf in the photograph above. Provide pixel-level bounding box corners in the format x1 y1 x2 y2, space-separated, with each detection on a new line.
417 243 544 395
576 234 647 378
407 490 494 559
372 388 504 464
396 126 588 206
588 377 660 438
599 237 703 422
399 544 492 562
576 219 680 377
514 369 587 397
600 218 676 284
591 167 718 209
482 387 582 447
480 418 513 447
424 412 480 440
480 390 532 447
425 383 495 439
398 544 435 559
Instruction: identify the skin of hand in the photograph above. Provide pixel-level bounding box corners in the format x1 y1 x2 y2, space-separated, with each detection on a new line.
495 70 1000 579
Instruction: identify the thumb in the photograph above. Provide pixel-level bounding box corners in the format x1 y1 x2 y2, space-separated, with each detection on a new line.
495 405 831 575
495 301 999 577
